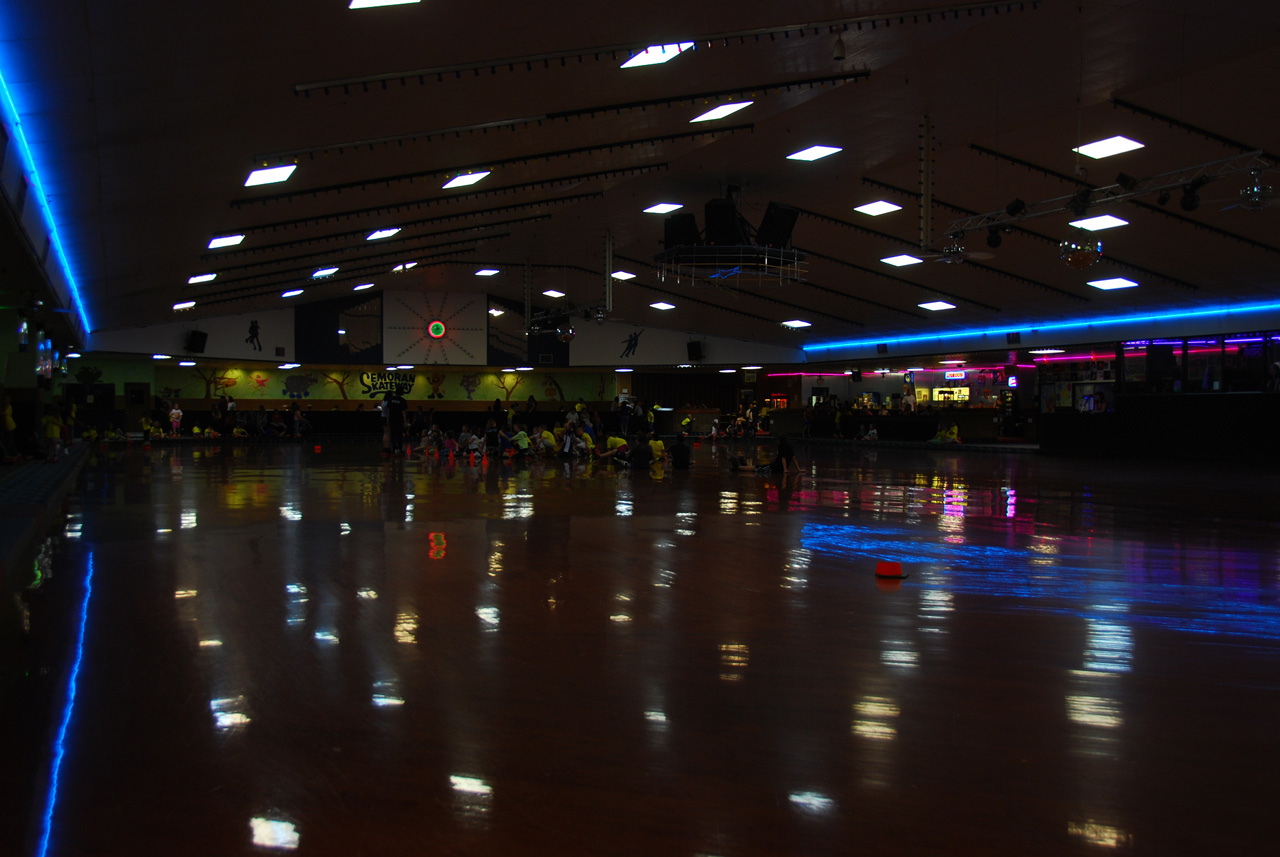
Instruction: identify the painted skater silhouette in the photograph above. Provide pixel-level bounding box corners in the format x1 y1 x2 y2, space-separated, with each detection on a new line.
246 320 262 351
620 330 644 359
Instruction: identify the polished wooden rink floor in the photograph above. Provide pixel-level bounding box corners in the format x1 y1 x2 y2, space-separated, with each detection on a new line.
9 441 1280 856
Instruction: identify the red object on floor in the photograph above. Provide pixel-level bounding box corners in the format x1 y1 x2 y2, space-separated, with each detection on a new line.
875 561 906 578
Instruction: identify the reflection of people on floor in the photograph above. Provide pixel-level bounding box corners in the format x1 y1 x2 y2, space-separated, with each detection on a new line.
729 434 798 474
670 434 692 469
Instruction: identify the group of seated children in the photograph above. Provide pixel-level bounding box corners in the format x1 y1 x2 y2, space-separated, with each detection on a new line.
409 419 690 469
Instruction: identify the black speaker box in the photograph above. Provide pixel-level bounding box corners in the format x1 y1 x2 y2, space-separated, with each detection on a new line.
184 330 208 353
756 202 800 248
687 341 705 361
704 199 746 245
663 213 701 248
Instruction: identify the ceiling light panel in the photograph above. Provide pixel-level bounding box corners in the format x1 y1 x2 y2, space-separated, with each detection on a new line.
349 0 421 7
1072 136 1144 159
187 273 216 284
244 165 297 186
312 267 338 278
1069 215 1128 231
353 283 374 291
282 289 304 298
611 271 636 280
172 301 196 311
620 43 695 69
881 255 923 267
690 101 753 122
649 302 675 310
643 203 683 214
207 234 245 249
918 301 956 311
542 289 566 298
787 145 843 161
366 228 401 240
442 171 490 188
475 268 500 276
781 320 811 328
1087 277 1139 290
854 201 902 216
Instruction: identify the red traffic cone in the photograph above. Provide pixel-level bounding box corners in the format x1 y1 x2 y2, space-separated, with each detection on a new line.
875 561 907 579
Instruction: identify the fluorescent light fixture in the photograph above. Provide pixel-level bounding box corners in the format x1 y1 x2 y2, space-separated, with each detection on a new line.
742 365 762 370
881 254 923 267
66 352 80 358
516 366 534 371
1087 277 1139 290
919 301 956 311
179 361 196 367
690 101 753 122
349 0 421 7
907 367 924 371
719 368 737 373
643 203 683 214
244 165 297 186
391 262 417 272
278 363 300 370
1073 136 1144 159
249 818 300 851
621 43 695 69
542 289 566 298
353 283 374 291
282 289 304 298
611 271 636 280
442 171 490 188
152 354 171 360
940 360 967 364
188 273 216 284
207 234 245 249
366 228 401 240
172 301 196 311
615 368 634 373
1029 348 1066 354
787 145 842 161
676 364 693 368
1069 214 1128 231
312 267 338 278
488 308 504 317
337 329 346 334
388 366 400 371
649 302 676 310
474 268 500 276
500 368 515 373
781 319 811 328
396 365 414 370
854 200 903 216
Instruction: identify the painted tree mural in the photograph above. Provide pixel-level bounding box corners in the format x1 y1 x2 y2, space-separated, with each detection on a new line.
459 374 480 400
492 373 523 401
321 370 355 399
193 367 237 399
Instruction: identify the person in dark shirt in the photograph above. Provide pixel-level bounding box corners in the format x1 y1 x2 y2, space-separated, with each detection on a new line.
383 390 408 456
670 433 692 469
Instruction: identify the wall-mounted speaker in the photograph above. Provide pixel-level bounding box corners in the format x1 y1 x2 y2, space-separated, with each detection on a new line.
687 341 705 361
756 202 800 248
664 213 701 248
1006 332 1022 344
184 330 208 353
876 343 888 354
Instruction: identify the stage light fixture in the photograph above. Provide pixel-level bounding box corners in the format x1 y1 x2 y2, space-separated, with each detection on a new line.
1115 172 1138 192
1005 198 1027 217
1181 177 1207 211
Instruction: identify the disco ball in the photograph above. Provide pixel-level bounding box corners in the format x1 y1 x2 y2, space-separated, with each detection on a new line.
1059 236 1102 269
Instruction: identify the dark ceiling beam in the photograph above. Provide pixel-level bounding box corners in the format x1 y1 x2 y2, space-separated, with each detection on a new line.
189 249 475 307
234 126 749 207
203 215 550 261
797 244 998 313
228 192 601 235
969 144 1280 258
862 176 1198 292
263 73 868 162
612 254 865 330
189 236 501 292
792 206 920 249
1111 98 1280 164
194 232 509 278
293 2 1039 95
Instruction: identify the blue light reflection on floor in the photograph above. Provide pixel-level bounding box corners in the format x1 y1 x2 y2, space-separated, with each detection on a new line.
802 523 1280 641
36 552 94 857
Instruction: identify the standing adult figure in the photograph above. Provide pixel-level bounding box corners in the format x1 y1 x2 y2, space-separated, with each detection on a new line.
383 389 408 457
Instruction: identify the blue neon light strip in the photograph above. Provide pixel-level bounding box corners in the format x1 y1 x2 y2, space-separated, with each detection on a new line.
0 63 92 334
36 552 94 857
803 301 1280 352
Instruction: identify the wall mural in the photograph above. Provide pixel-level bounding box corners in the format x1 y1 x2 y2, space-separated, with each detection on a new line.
130 364 617 404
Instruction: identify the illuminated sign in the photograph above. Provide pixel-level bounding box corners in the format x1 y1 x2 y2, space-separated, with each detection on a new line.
944 370 966 380
428 320 446 339
1008 376 1019 388
358 371 417 397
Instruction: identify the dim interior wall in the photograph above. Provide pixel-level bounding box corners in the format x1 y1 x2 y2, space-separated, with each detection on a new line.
382 291 487 365
89 309 296 361
570 322 804 367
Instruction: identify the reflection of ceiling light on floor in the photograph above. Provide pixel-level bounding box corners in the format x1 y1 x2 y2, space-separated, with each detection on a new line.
250 818 300 850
